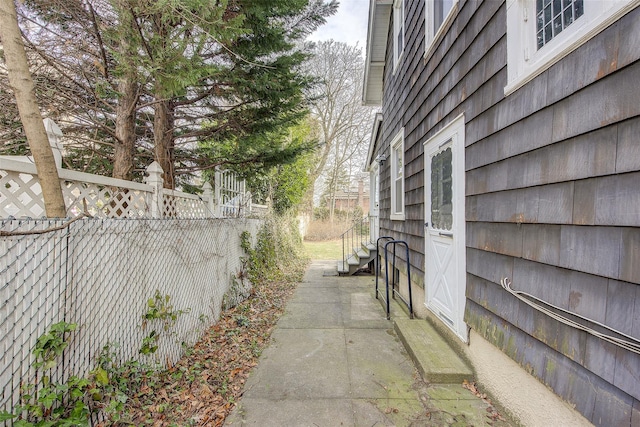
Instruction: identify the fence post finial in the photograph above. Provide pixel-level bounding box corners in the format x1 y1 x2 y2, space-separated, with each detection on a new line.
245 190 252 215
202 182 215 218
145 161 164 218
214 167 222 217
43 118 63 169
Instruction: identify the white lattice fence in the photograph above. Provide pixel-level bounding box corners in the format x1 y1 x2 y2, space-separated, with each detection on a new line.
64 181 151 218
0 163 48 218
0 158 155 219
162 190 211 219
0 156 262 219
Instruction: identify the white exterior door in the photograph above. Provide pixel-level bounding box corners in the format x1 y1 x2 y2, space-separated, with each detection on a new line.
424 114 467 342
370 163 380 242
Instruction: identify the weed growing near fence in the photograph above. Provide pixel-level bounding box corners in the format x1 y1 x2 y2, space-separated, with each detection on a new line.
89 345 159 423
140 291 190 356
240 213 308 285
0 291 190 426
0 322 90 426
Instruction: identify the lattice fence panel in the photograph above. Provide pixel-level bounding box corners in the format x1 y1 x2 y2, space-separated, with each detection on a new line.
162 193 209 219
0 170 153 219
0 218 261 422
63 182 151 218
0 170 46 218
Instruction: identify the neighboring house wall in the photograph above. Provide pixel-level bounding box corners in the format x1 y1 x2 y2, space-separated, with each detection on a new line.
328 180 371 215
333 194 371 213
366 0 640 425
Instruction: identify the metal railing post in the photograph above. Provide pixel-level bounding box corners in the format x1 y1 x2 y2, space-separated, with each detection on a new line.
384 243 391 320
375 236 393 300
378 239 413 320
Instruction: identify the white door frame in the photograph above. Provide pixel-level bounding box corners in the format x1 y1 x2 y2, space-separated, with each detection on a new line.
423 113 467 342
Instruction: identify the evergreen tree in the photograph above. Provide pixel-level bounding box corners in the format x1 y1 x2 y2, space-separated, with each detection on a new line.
2 0 338 189
244 120 316 214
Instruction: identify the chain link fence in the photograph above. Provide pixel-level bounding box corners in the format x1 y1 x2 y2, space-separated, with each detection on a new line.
0 217 261 420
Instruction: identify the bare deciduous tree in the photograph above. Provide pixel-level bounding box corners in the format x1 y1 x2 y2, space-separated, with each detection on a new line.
305 40 375 221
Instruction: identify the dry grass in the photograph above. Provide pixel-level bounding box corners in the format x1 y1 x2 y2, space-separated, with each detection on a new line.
302 239 344 260
304 219 353 241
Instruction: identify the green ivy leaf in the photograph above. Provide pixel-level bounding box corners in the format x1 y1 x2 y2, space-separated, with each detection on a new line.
95 367 109 386
0 411 16 421
39 391 57 410
43 360 57 371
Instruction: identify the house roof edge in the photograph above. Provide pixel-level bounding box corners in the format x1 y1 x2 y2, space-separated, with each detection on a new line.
362 0 391 106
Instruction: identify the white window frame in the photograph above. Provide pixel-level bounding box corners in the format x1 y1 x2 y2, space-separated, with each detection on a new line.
505 0 639 95
393 0 405 72
424 0 458 58
390 128 405 221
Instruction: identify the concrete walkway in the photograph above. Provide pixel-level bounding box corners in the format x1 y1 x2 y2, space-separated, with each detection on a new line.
225 260 510 426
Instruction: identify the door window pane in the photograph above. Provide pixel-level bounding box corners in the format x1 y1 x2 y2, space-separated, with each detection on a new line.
431 146 452 230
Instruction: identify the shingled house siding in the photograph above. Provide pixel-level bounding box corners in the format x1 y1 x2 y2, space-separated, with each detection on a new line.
464 5 640 425
376 1 640 425
379 0 508 284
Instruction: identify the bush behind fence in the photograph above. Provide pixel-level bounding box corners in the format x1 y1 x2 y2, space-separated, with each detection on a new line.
0 217 261 419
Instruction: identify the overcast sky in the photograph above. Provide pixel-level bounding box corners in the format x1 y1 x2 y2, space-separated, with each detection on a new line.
309 0 370 48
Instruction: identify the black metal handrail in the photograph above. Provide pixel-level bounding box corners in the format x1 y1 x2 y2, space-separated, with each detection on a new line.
375 236 394 301
340 215 370 268
374 237 413 320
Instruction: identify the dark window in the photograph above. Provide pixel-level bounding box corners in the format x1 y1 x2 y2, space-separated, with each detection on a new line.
434 0 455 31
430 146 452 230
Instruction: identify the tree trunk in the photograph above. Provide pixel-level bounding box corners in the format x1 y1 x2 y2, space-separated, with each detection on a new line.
112 14 138 181
328 168 338 224
153 98 175 189
113 76 137 180
0 0 66 217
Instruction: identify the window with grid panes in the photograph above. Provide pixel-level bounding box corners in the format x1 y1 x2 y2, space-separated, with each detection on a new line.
505 0 638 95
536 0 584 49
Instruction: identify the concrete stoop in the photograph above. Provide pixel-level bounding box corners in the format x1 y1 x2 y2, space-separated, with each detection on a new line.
394 318 473 384
380 295 474 385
